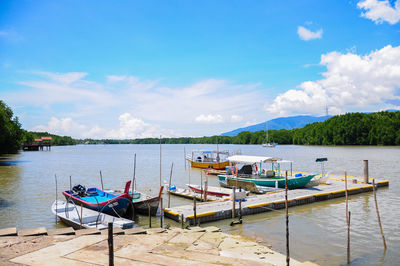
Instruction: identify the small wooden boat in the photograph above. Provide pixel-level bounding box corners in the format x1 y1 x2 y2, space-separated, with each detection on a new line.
108 186 164 216
167 186 227 201
187 184 249 197
186 150 230 169
52 200 135 230
62 181 132 217
204 169 226 175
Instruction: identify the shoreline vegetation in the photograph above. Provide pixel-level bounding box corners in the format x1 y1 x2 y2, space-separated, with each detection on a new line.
1 99 399 155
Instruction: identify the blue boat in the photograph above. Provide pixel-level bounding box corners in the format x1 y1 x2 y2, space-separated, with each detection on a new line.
62 180 133 217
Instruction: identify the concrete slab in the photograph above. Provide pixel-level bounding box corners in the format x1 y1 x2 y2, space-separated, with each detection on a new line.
0 227 17 236
100 227 124 235
75 228 101 236
124 227 147 235
203 226 221 232
17 227 47 237
10 235 106 265
47 227 75 236
168 232 204 248
146 228 166 234
186 226 206 232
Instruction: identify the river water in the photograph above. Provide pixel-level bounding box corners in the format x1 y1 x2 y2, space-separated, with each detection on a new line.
0 144 399 265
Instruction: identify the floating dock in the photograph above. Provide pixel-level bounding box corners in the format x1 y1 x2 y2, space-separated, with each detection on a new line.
164 174 389 225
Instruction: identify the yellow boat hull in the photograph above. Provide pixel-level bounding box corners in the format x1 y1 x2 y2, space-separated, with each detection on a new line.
187 159 230 170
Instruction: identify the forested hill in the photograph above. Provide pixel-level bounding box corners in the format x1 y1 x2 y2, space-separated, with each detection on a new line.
292 111 400 145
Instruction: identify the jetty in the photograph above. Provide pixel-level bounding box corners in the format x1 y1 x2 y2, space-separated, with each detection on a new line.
22 136 52 151
0 226 315 265
164 173 389 225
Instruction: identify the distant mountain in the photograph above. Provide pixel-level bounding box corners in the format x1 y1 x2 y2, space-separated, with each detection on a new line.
221 115 332 136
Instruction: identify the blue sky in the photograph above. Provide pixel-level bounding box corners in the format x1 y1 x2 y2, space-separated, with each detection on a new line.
1 0 400 138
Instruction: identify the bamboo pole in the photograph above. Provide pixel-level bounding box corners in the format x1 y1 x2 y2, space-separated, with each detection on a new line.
55 174 57 223
100 171 104 191
148 203 152 228
345 171 350 265
69 175 72 191
193 197 197 225
184 146 186 170
159 135 162 187
160 197 163 228
285 171 290 266
168 163 174 208
232 186 236 218
373 179 387 250
132 154 136 193
200 170 203 202
204 175 208 202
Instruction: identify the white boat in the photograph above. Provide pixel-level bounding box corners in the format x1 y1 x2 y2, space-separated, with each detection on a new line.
52 200 135 230
262 121 276 148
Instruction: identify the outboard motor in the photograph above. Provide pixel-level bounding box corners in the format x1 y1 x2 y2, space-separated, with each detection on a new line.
72 184 87 197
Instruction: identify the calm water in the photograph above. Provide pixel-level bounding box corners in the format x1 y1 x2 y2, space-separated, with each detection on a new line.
0 144 399 265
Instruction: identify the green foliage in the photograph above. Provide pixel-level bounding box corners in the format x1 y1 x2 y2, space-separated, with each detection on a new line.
27 132 77 146
0 100 24 154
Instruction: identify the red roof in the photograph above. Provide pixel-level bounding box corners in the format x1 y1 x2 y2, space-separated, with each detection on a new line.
41 137 52 140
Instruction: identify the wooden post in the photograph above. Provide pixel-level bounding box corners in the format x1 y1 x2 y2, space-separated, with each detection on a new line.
193 197 197 226
285 171 290 266
184 146 186 170
200 171 203 202
100 170 104 191
55 174 58 223
345 171 350 265
181 214 184 229
108 222 114 266
160 197 163 228
232 186 236 218
148 203 152 228
239 198 242 221
159 135 162 187
132 154 136 193
204 176 208 202
363 160 369 184
69 175 72 191
80 203 83 229
168 163 174 208
373 179 387 250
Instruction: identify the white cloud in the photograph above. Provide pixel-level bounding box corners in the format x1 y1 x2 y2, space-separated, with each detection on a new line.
358 0 400 25
297 26 323 41
195 114 224 124
107 113 163 139
230 115 243 123
31 117 90 137
266 45 400 116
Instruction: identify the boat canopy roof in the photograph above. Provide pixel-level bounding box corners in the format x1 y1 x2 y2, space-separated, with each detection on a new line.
227 155 291 164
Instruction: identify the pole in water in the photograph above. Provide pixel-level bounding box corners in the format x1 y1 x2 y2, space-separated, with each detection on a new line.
100 170 104 191
160 197 163 228
132 154 136 194
363 160 369 184
345 171 350 265
372 179 387 250
232 186 236 218
148 203 152 228
285 171 290 266
200 170 203 202
181 214 184 229
159 135 162 187
69 175 72 191
184 146 186 170
168 163 174 208
55 174 58 223
193 197 197 226
108 222 114 266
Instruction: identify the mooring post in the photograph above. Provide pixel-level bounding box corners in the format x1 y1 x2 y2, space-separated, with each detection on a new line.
181 214 184 229
148 203 152 228
108 222 114 266
69 175 72 191
239 198 242 221
100 170 104 191
168 163 174 208
363 160 369 184
204 176 208 202
373 179 387 250
55 174 58 223
345 171 350 265
160 197 163 228
193 197 197 225
80 203 83 229
232 186 236 218
285 171 290 266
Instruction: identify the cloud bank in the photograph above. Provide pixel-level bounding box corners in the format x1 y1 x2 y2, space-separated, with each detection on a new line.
266 45 400 116
297 26 323 41
358 0 400 24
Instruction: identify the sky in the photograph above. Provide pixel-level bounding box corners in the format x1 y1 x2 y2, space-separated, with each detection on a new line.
1 0 400 139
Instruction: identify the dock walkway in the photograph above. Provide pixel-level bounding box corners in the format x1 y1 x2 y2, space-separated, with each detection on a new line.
164 175 389 225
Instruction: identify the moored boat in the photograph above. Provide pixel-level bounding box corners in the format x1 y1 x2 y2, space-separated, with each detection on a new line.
62 181 132 217
187 184 248 197
186 150 230 169
218 155 316 189
52 200 135 230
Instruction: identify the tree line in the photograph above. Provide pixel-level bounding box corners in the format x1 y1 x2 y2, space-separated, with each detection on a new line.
1 98 399 155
